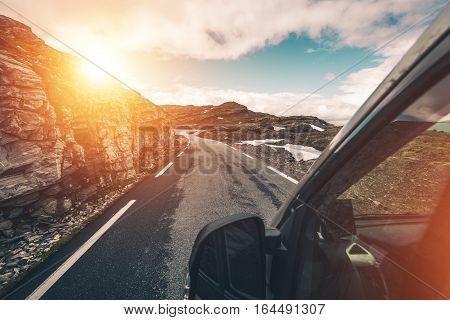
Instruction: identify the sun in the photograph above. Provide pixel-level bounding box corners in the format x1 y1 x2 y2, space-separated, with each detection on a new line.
81 60 110 84
78 50 124 85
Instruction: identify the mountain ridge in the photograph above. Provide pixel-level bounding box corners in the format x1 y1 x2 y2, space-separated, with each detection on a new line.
162 101 332 130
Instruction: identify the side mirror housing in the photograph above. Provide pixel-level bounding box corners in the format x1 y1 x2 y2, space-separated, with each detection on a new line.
188 213 266 299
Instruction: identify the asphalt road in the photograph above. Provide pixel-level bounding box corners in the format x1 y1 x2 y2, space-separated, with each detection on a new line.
4 133 297 299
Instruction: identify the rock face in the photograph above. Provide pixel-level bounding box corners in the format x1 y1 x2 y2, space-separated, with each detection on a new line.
0 15 173 239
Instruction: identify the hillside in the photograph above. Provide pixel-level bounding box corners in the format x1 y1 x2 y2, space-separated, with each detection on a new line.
162 102 341 178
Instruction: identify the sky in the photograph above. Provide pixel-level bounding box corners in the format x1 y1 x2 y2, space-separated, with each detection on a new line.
0 0 447 124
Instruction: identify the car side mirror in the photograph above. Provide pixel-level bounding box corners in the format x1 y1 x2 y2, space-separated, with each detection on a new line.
187 213 266 299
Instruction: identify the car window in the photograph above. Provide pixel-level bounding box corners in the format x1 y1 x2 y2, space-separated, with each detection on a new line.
302 75 450 299
339 118 450 218
310 75 449 222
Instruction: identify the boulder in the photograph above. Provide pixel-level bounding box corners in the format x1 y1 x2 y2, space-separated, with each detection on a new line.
2 229 14 238
8 207 24 219
61 198 72 213
42 183 62 196
37 197 58 216
0 219 13 231
76 185 98 202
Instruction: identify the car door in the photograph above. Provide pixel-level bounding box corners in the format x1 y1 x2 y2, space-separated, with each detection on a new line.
272 59 450 300
268 11 449 299
289 78 449 299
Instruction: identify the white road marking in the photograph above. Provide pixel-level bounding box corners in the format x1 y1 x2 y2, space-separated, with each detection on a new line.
27 200 136 300
177 151 184 157
155 162 174 177
267 166 299 184
242 153 255 160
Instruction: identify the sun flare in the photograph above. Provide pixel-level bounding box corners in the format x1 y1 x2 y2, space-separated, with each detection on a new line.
78 50 126 85
81 60 110 84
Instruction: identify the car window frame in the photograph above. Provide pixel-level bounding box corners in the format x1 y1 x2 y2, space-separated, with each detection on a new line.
271 9 450 229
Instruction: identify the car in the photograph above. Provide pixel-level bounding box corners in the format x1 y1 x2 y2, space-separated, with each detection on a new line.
184 6 450 300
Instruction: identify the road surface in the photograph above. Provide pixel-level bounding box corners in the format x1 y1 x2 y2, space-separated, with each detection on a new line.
4 133 297 299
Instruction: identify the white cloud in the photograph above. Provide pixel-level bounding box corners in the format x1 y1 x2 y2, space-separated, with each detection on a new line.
337 27 425 107
0 0 444 124
0 0 442 60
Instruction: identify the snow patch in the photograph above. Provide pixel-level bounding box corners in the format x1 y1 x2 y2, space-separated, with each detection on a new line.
217 117 224 120
267 144 321 161
273 125 285 131
309 124 324 132
236 139 284 146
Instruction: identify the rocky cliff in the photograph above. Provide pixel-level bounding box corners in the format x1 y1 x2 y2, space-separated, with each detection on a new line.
0 15 174 239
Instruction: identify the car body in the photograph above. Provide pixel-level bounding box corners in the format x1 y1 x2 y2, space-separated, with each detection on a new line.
186 6 450 300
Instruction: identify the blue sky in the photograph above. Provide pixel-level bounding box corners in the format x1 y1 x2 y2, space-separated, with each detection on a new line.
149 34 378 96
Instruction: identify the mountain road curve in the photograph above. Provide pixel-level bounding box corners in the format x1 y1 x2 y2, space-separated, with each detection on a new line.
4 133 297 300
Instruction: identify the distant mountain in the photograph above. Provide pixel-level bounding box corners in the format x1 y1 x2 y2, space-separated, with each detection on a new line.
430 121 450 132
162 101 332 126
162 101 341 151
162 101 265 125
